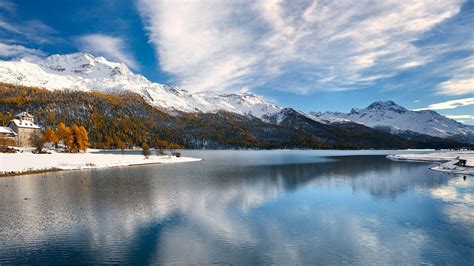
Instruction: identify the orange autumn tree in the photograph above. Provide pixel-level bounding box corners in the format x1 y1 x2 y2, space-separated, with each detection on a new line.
78 125 89 152
56 122 73 151
71 125 89 152
42 126 59 146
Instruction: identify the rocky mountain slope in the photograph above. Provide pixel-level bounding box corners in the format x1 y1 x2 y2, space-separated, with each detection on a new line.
0 53 472 147
1 83 466 150
310 101 474 143
0 53 282 118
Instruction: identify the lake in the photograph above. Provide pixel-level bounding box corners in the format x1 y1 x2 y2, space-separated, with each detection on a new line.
0 150 473 264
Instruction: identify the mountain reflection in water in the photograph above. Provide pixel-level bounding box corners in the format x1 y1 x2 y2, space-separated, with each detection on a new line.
0 150 472 264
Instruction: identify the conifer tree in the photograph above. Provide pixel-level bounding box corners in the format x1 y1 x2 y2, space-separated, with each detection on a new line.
71 125 80 152
117 140 126 155
71 125 89 152
78 126 89 152
142 142 150 158
56 122 73 151
43 127 59 147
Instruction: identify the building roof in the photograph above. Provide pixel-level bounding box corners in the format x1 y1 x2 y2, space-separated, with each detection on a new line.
8 119 40 129
0 126 17 135
15 111 34 118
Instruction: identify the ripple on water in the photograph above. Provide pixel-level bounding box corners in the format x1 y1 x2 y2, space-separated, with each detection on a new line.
0 151 473 264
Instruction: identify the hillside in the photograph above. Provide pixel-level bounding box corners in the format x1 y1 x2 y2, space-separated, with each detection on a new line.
1 53 472 147
311 101 474 143
0 83 468 150
0 53 283 118
0 83 325 149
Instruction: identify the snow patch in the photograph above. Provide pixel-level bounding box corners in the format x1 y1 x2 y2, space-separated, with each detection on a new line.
387 151 474 175
0 150 202 175
0 53 283 119
313 101 474 142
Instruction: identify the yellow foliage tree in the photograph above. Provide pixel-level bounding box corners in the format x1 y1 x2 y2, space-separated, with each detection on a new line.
78 125 89 152
56 122 73 151
70 125 89 152
142 142 150 158
117 140 126 155
43 126 59 145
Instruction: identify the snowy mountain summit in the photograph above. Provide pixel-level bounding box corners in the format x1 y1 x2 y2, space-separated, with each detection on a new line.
1 53 472 144
312 101 474 143
0 53 283 118
365 101 408 113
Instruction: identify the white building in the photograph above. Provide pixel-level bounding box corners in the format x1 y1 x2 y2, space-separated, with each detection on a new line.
5 111 41 147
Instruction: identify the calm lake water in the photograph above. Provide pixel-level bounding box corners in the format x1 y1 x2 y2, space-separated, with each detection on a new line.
0 150 473 264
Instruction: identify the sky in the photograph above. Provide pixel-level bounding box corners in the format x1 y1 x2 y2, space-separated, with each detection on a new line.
0 0 473 124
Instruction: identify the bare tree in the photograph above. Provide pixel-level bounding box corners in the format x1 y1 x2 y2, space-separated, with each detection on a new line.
31 132 45 154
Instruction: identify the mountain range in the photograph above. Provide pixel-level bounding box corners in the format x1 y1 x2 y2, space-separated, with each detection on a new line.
309 101 474 143
0 53 472 148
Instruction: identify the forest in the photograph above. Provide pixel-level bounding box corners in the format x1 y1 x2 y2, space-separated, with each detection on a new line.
0 82 468 150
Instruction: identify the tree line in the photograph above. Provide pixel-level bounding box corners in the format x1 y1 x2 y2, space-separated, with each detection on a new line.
31 123 89 153
2 82 467 150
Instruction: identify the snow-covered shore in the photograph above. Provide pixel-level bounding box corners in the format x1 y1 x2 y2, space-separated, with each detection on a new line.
0 150 202 176
387 151 474 175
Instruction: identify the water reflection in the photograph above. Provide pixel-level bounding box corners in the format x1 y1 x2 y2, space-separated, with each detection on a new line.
0 151 472 264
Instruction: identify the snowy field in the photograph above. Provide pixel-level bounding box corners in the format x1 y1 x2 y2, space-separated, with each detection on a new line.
0 150 202 175
387 151 474 175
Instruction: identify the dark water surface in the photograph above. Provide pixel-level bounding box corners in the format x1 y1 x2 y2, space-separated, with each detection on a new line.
0 150 473 264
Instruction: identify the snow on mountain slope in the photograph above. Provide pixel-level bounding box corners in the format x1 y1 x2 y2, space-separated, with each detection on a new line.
1 53 472 143
0 53 283 118
306 112 351 124
311 101 474 142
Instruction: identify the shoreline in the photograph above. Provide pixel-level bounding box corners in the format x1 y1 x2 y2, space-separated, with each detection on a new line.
387 151 474 175
0 151 202 177
0 168 63 177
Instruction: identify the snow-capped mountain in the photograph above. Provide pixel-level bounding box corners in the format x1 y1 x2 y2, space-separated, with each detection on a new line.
0 53 283 118
1 53 472 144
310 101 474 143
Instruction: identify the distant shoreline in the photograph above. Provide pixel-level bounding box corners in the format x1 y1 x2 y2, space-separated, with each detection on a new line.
387 151 474 175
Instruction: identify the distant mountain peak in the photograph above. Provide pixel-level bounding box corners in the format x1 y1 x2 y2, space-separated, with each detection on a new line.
2 52 472 144
36 52 130 76
0 52 283 119
313 100 474 143
366 100 406 112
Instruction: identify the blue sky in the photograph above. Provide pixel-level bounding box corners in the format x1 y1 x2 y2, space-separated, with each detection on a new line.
0 0 473 124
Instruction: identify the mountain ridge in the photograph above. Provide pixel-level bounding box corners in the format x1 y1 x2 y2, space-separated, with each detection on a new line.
1 82 467 150
0 53 284 118
310 101 474 143
1 52 472 145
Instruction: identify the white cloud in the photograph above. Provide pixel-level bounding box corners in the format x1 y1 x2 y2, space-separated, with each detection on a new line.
0 18 58 44
446 115 474 120
445 114 474 123
0 42 45 59
0 6 56 61
137 0 463 92
0 20 22 34
76 34 139 70
438 78 474 95
436 57 474 96
414 97 474 110
137 0 260 91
